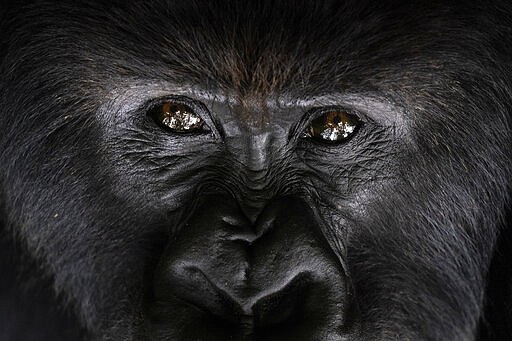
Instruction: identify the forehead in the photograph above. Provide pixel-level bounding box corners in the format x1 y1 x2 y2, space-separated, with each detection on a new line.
7 0 484 130
17 1 471 96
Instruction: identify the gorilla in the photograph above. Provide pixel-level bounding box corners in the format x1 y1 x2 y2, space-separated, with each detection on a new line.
0 1 511 340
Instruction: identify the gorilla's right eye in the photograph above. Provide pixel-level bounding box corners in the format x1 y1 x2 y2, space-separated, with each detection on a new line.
149 101 206 133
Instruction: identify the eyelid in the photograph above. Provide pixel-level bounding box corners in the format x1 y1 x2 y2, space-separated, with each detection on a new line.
146 96 202 118
307 106 361 121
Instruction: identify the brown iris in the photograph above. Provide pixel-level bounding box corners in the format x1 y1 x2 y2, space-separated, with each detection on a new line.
150 101 204 133
304 110 360 143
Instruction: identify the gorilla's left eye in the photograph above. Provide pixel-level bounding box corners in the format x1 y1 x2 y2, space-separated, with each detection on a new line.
149 101 205 133
303 110 361 143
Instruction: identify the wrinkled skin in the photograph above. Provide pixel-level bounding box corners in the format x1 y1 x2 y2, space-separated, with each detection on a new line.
0 1 511 340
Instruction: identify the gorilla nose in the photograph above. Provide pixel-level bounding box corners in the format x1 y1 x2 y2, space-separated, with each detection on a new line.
164 265 321 329
147 195 347 340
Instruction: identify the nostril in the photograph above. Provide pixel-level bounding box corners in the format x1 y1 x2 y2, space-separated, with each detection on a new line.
163 265 242 323
253 272 315 328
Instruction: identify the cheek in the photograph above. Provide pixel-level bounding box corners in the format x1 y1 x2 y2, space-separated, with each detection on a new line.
99 128 222 210
297 133 401 210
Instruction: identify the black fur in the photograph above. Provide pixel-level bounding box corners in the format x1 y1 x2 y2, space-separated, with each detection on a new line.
0 1 511 340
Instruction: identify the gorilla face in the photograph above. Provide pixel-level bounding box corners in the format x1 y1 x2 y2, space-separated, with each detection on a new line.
0 1 511 340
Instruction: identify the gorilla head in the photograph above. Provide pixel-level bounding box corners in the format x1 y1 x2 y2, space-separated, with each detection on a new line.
0 1 511 340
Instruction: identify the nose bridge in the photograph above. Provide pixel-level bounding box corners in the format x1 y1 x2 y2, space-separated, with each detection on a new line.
222 99 293 222
225 98 279 173
226 131 276 222
241 131 272 172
